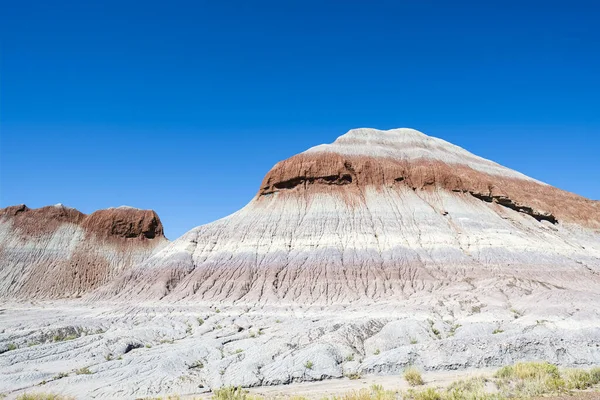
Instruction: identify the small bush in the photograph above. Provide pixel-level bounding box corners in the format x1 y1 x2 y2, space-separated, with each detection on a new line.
407 387 442 400
304 360 314 370
197 318 205 325
212 387 249 400
495 362 564 397
75 367 92 375
404 366 425 386
345 354 355 362
590 366 600 384
7 343 17 351
410 338 418 345
492 329 504 335
53 372 68 380
189 360 204 369
374 349 381 355
564 369 593 390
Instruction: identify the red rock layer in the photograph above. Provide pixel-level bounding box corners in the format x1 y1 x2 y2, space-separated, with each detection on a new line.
259 153 600 228
0 205 167 299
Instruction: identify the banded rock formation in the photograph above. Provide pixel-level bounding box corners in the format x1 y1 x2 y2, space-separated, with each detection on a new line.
0 204 167 299
101 128 600 303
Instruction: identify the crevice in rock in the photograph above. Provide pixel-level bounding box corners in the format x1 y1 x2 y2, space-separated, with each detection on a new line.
124 343 143 354
470 192 558 224
261 174 353 196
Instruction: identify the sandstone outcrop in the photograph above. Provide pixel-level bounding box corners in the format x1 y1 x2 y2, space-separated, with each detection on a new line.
0 204 167 299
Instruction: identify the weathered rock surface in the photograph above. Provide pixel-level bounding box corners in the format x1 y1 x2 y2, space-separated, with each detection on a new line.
0 204 167 299
97 128 600 303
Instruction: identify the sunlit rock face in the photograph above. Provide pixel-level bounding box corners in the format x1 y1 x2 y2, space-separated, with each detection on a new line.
98 128 600 303
0 204 168 299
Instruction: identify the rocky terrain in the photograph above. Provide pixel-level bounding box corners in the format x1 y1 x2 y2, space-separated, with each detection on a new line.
0 204 167 299
0 128 599 399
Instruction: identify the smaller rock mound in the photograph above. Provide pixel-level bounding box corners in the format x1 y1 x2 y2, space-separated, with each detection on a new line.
0 204 168 299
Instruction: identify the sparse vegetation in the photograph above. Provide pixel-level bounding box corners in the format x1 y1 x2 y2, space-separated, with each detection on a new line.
17 394 75 400
304 360 314 370
212 386 260 400
510 308 523 319
374 349 381 355
12 361 600 400
234 349 244 354
345 372 362 380
410 338 418 345
404 366 425 386
53 372 68 380
471 305 482 314
275 319 282 323
7 343 17 351
52 332 78 342
197 318 205 325
495 361 565 397
492 328 504 334
104 353 113 361
564 369 593 390
215 308 221 314
448 324 461 337
75 367 92 375
345 353 355 362
188 360 204 369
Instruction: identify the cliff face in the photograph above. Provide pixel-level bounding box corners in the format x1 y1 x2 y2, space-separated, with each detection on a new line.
94 128 600 304
0 204 168 299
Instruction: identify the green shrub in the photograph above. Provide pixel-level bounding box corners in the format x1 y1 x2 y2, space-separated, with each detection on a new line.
7 343 17 351
404 366 425 386
304 360 314 370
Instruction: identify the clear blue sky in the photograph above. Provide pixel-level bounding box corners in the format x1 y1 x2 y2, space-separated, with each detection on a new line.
1 1 599 239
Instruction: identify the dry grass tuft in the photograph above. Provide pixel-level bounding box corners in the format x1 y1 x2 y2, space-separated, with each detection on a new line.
404 366 425 386
17 394 75 400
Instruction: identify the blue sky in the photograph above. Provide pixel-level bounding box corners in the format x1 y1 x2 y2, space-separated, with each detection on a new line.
1 1 599 239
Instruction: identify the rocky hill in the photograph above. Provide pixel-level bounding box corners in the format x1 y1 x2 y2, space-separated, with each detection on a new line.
97 128 600 303
0 204 167 299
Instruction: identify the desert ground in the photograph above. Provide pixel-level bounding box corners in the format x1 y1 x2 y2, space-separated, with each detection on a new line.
1 297 599 399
